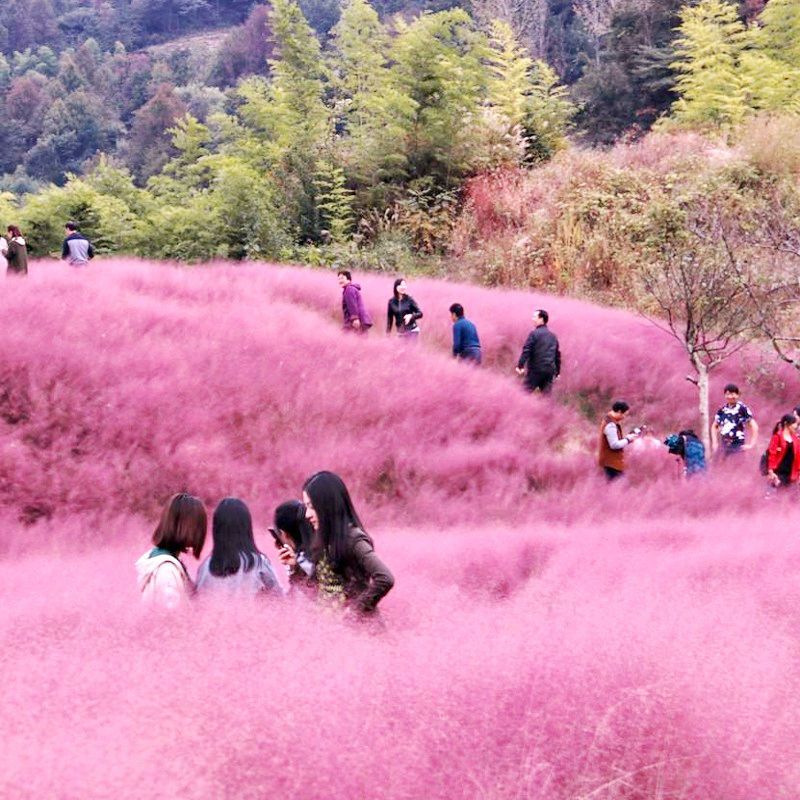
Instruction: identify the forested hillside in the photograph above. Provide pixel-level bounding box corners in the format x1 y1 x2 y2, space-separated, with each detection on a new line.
0 0 777 189
0 0 798 301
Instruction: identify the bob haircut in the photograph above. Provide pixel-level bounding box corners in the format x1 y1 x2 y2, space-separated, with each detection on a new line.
152 493 207 558
303 471 369 567
209 497 262 577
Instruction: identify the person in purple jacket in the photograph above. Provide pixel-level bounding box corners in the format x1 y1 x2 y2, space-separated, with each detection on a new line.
337 269 373 334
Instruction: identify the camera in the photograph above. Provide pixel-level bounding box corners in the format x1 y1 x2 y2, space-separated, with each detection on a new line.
632 425 647 436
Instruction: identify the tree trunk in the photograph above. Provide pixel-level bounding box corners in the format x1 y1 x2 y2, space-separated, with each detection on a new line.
692 355 711 453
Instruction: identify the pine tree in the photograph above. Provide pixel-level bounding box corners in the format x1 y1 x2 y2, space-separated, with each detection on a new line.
330 0 389 131
314 158 355 243
750 0 800 113
390 10 486 187
485 20 532 132
330 0 414 195
235 0 331 239
759 0 800 66
237 0 329 156
667 0 748 128
524 60 575 160
484 21 574 162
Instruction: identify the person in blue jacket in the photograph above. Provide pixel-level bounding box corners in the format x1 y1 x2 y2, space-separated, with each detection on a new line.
449 303 481 364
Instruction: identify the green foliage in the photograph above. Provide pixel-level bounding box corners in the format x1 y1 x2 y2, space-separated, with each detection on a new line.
523 60 575 161
667 0 748 128
390 10 487 187
19 169 144 255
666 0 800 128
0 0 580 262
314 159 355 243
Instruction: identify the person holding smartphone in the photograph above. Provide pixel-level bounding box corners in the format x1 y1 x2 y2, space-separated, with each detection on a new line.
270 500 317 590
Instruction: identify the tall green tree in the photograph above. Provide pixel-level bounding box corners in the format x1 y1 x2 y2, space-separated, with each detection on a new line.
390 9 486 187
667 0 748 128
235 0 330 238
330 0 413 199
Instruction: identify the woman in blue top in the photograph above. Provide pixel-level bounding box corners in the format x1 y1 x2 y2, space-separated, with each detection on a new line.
196 498 282 596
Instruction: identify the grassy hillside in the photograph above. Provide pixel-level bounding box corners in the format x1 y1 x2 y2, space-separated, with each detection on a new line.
0 259 798 799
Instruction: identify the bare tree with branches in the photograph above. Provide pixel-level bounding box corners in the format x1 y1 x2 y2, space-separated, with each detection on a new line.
639 202 769 451
726 199 800 374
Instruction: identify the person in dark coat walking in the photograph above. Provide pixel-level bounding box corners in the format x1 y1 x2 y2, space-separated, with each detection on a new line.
515 309 561 393
5 226 28 276
338 269 372 333
387 278 423 339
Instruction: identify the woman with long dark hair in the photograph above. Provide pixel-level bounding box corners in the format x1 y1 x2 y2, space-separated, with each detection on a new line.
6 225 28 276
386 278 423 339
135 493 207 608
766 413 800 489
196 498 282 596
302 471 394 614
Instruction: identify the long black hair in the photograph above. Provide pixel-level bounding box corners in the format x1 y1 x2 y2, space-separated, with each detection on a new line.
274 499 314 553
392 277 405 301
208 497 262 577
773 413 799 435
303 471 368 567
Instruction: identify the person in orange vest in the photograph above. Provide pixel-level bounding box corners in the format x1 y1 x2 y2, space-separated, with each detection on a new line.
598 400 642 480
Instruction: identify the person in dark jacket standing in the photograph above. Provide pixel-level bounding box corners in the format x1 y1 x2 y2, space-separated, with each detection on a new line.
302 470 394 617
338 269 372 333
61 221 94 267
387 278 423 339
450 303 481 364
5 225 28 276
515 309 561 393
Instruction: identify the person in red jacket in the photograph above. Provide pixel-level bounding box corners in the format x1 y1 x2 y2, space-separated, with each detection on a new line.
766 413 800 489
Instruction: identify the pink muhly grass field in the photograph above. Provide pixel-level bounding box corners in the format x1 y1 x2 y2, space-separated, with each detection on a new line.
0 258 799 799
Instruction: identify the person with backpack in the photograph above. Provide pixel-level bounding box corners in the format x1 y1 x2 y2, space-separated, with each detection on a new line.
664 430 707 477
135 493 208 609
765 413 800 489
387 278 423 340
338 269 372 333
196 498 282 596
302 471 394 617
515 309 561 393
